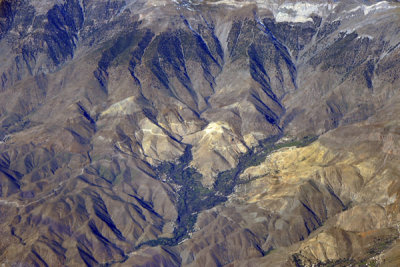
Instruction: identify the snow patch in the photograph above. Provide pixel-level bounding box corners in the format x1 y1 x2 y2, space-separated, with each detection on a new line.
357 34 373 40
170 1 395 23
339 30 374 41
274 2 336 23
340 29 357 35
346 1 395 16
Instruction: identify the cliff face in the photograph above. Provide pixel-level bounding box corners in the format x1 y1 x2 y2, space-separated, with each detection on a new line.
0 0 400 266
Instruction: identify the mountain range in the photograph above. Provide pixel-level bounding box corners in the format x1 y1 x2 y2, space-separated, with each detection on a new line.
1 0 400 266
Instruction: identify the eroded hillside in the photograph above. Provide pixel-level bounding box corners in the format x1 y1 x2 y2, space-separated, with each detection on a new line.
0 0 400 266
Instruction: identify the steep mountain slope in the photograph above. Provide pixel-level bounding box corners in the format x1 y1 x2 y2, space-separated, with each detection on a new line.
0 0 400 266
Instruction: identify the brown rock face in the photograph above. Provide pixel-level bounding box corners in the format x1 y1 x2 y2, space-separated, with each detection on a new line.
1 0 400 266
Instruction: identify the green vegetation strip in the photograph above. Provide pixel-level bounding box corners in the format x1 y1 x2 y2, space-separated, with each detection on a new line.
137 135 317 248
